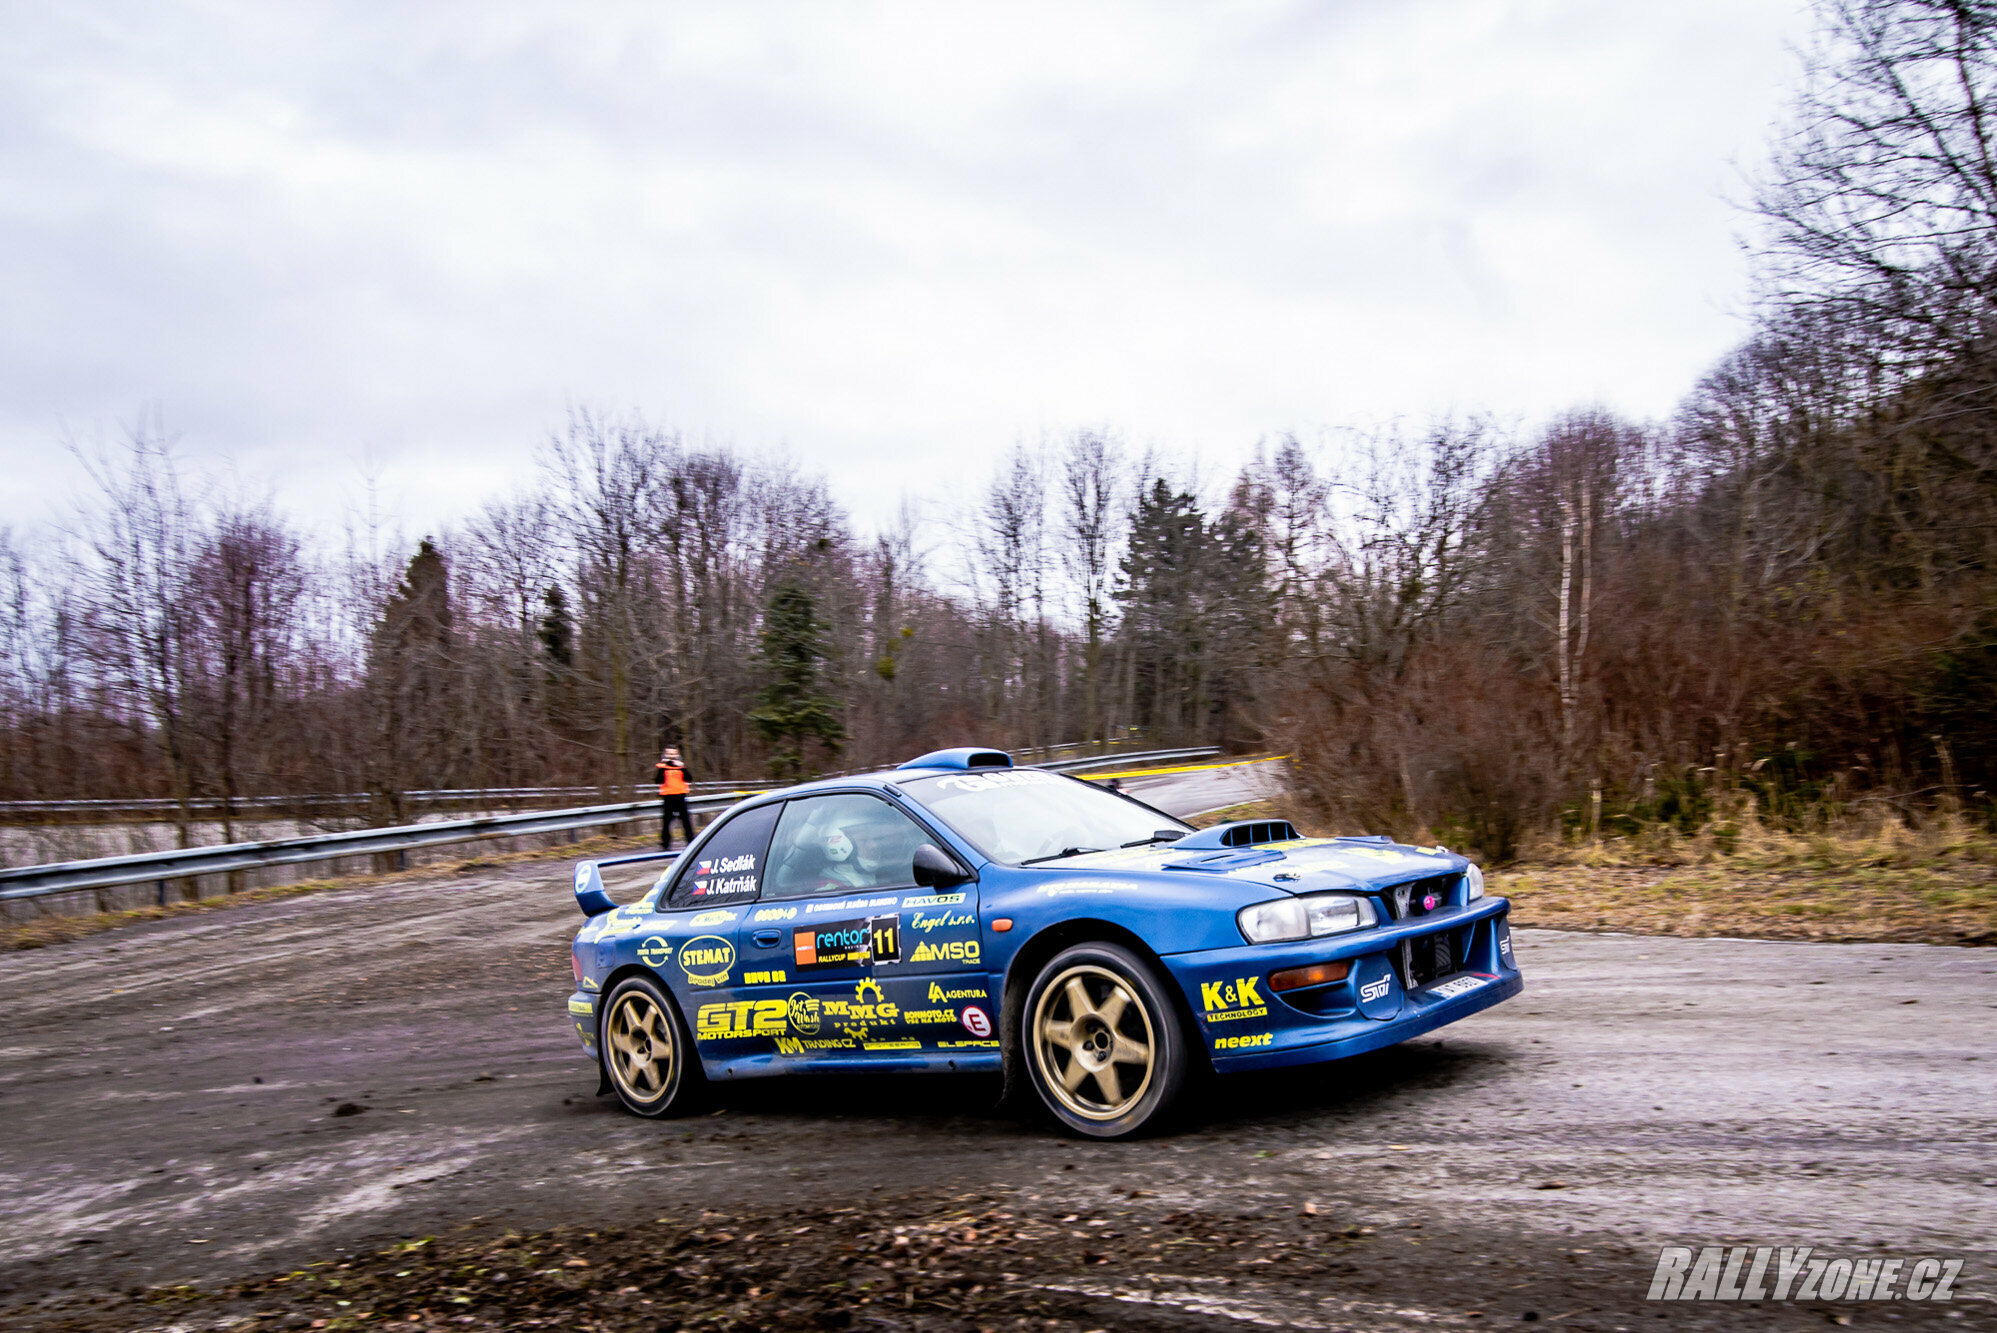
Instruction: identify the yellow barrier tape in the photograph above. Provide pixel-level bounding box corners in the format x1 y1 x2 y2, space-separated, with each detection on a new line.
1083 755 1290 781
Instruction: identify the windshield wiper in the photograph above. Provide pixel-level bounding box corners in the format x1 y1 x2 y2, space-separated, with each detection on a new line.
1121 830 1187 848
1021 846 1104 865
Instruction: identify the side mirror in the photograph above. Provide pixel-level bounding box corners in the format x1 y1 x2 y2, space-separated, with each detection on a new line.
912 843 972 889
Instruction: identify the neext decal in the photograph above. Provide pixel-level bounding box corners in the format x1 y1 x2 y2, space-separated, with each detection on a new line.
1214 1031 1274 1050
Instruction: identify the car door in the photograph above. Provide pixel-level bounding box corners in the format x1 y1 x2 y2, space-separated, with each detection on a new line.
650 801 784 1054
737 791 987 1061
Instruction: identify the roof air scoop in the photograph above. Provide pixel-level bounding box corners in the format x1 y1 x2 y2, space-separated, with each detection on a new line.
897 747 1015 771
1170 819 1301 850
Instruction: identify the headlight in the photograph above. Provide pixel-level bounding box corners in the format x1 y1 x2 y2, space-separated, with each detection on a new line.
1237 899 1307 943
1465 863 1485 901
1237 893 1377 944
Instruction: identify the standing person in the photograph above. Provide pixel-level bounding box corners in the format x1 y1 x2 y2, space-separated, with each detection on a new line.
655 747 695 850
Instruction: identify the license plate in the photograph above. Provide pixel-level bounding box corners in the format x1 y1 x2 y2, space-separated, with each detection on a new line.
1425 975 1484 1000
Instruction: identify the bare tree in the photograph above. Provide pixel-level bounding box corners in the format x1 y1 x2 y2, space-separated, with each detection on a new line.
1060 430 1121 745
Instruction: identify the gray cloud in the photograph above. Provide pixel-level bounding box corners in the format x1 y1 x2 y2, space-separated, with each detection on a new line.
0 0 1810 537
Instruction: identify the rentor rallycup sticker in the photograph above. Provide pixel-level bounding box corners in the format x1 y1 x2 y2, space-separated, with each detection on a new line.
793 915 901 970
1647 1247 1962 1303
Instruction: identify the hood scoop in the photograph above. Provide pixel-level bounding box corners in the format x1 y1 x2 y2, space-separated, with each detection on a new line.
1168 819 1300 851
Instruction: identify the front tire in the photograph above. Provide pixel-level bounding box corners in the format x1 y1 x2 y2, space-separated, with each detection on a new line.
1022 941 1187 1138
600 975 700 1117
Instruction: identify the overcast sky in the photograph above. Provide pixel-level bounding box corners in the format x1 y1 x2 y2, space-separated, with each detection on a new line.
1 0 1812 541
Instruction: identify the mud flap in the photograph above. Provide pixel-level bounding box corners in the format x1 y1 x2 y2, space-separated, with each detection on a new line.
596 1062 612 1096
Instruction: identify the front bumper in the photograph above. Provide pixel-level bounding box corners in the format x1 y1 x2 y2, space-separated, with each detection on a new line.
1162 895 1522 1073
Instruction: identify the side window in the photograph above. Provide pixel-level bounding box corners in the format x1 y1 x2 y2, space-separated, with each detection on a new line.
763 794 932 900
666 802 783 908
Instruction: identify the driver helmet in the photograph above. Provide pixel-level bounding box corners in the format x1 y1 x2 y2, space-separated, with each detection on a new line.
823 826 855 863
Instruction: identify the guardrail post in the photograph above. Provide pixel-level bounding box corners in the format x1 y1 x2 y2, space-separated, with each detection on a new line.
155 880 166 907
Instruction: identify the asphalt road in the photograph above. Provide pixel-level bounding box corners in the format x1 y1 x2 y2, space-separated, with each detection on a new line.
2 761 1991 1327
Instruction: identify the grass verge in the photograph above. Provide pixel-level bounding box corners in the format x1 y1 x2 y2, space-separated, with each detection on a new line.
1191 801 1997 946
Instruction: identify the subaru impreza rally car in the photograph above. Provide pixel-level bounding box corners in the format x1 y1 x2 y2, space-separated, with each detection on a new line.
566 747 1521 1137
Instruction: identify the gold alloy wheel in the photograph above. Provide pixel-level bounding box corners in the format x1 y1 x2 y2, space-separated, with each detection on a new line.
605 989 675 1103
1031 963 1156 1121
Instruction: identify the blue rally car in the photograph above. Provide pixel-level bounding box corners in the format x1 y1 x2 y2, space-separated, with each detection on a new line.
566 747 1521 1138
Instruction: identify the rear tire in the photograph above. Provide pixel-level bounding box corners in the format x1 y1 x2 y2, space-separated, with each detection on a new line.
600 975 701 1117
1021 941 1187 1139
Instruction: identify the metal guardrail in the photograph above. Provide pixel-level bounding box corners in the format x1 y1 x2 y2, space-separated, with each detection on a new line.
0 748 1222 904
0 781 751 819
0 793 749 903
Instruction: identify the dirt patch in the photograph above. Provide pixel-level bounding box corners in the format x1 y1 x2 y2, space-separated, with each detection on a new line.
7 1190 1896 1333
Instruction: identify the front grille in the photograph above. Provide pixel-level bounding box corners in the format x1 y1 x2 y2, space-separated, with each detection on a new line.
1384 874 1460 990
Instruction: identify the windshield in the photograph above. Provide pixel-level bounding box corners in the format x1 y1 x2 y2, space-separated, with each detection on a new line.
903 769 1190 865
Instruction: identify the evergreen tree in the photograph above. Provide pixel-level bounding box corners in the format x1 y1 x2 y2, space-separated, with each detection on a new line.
1116 479 1208 742
537 584 573 668
746 581 845 779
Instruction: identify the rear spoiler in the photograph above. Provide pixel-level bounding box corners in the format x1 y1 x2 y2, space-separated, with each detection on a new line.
573 849 682 918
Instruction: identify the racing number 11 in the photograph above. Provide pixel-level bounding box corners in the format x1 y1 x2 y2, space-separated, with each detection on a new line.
869 915 901 965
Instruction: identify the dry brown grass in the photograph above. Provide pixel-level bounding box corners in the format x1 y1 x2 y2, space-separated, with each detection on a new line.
1195 799 1997 946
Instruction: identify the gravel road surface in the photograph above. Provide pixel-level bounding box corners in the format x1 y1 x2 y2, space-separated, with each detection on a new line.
2 762 1990 1328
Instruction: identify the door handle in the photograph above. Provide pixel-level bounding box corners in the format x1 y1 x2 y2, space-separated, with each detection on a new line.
751 929 783 949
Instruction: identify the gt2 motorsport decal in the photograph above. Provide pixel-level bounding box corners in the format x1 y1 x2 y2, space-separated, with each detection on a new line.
793 915 901 970
1200 976 1268 1024
1214 1031 1274 1050
636 937 672 967
678 935 735 987
697 998 788 1040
